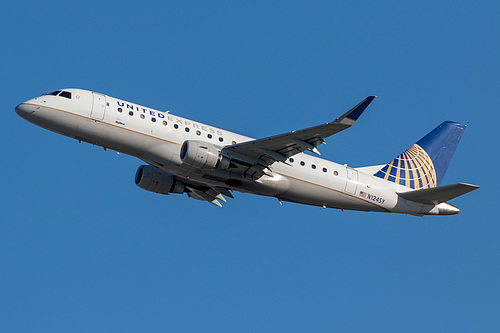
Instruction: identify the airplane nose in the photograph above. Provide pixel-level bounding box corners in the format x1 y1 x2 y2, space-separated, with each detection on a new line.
15 103 32 119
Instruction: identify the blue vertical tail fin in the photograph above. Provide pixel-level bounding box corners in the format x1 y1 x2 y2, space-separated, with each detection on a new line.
373 121 466 189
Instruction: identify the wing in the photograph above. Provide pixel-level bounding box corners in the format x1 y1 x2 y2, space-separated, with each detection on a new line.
221 96 376 176
172 96 376 205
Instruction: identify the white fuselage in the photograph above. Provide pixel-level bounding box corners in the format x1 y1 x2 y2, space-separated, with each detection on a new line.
15 88 448 215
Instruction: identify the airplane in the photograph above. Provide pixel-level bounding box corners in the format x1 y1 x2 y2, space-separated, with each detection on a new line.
15 89 479 216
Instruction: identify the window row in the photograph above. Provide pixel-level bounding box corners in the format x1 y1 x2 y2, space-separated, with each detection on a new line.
288 158 339 176
117 107 233 143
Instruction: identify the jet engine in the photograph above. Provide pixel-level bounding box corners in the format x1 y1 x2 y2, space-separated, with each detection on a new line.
180 140 230 169
135 165 185 194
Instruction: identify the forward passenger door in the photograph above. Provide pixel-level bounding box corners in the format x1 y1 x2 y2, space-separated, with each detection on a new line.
90 92 107 120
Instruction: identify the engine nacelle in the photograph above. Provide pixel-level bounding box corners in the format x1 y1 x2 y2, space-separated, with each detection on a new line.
180 140 230 169
135 165 185 195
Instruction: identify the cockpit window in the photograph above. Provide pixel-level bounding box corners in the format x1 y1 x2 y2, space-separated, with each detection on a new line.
44 90 62 96
59 91 72 99
43 90 72 99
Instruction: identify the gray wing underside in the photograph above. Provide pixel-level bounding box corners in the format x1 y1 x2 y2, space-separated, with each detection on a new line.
176 176 234 207
398 183 480 204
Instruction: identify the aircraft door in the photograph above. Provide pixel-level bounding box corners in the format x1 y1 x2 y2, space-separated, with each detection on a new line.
90 92 107 120
344 167 358 195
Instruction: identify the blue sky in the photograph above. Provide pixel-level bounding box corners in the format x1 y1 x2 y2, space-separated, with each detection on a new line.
1 1 498 331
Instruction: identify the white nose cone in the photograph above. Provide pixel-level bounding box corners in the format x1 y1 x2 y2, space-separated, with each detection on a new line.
15 103 31 118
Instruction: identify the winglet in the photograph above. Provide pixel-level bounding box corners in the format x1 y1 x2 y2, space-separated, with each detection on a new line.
342 95 377 122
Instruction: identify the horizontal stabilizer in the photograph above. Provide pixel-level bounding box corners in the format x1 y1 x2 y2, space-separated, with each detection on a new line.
398 183 479 205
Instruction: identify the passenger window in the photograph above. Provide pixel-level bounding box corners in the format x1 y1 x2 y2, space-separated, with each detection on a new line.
185 127 190 132
196 130 201 136
207 134 212 139
174 124 179 129
140 114 145 119
219 137 223 142
151 118 156 122
300 161 305 166
322 167 327 173
312 164 316 169
162 121 167 126
334 171 338 176
118 107 123 113
129 111 134 116
289 158 294 163
232 141 236 145
59 91 72 99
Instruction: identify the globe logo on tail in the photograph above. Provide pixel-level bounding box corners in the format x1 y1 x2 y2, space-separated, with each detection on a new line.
374 144 437 189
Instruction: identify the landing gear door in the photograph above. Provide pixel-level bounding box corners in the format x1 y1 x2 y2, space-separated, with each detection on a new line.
91 92 107 120
344 167 358 195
